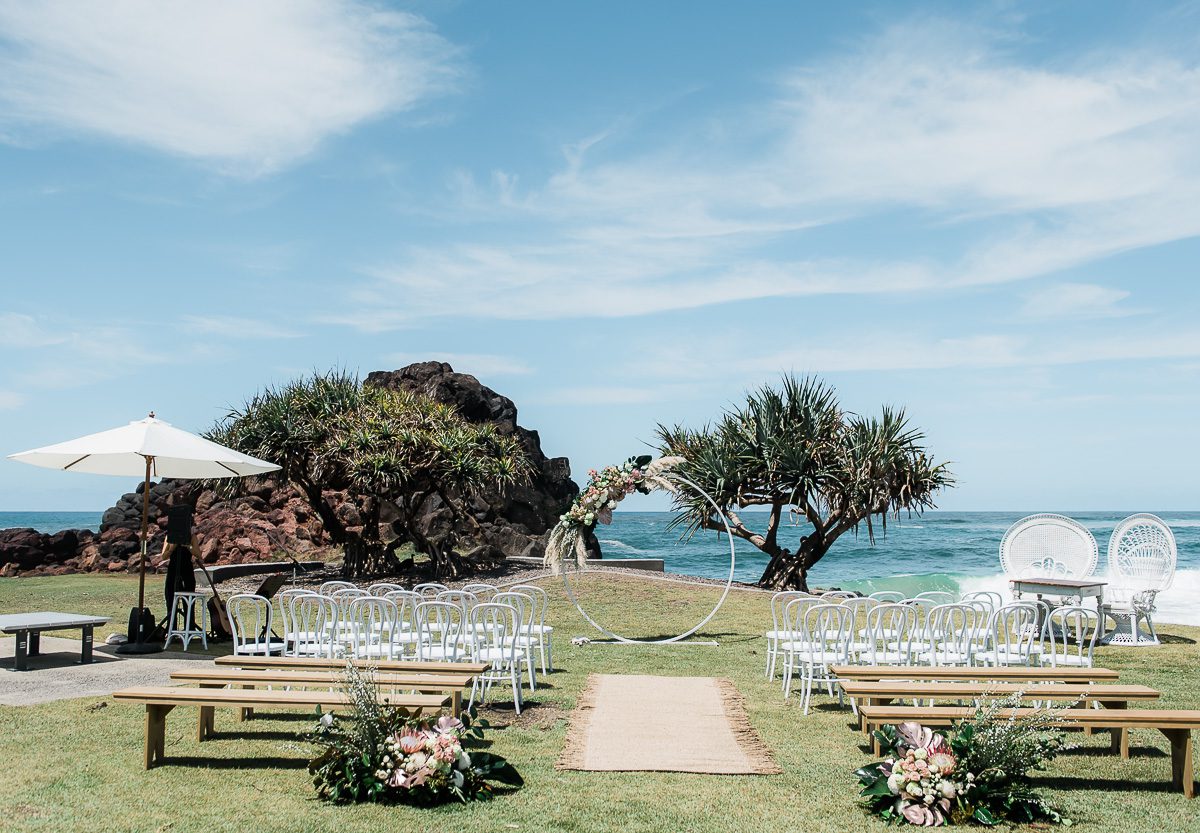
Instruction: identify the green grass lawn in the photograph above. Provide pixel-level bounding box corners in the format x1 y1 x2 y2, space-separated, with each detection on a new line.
1 572 1199 832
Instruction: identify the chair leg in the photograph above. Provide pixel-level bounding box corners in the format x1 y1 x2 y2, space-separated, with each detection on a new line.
511 666 522 715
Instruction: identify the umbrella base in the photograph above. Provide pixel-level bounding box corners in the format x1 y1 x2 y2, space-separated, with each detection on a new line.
115 640 164 655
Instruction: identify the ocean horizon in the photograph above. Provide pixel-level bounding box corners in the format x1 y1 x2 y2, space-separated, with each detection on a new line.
4 509 1197 626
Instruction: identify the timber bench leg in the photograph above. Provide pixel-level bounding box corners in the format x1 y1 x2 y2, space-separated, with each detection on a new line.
1162 729 1195 799
452 690 462 718
197 706 215 742
1100 701 1129 759
144 704 175 769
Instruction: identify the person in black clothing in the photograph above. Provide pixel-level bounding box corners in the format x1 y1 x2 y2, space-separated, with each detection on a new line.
162 504 199 627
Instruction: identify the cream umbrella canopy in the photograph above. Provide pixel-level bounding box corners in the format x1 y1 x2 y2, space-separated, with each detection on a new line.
8 413 280 649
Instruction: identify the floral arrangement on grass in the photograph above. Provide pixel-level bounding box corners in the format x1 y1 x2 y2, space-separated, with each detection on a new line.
856 696 1072 826
308 664 522 805
544 454 684 571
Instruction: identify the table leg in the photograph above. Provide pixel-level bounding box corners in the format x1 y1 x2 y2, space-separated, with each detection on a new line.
28 630 41 656
1095 590 1105 642
80 625 94 664
14 630 28 671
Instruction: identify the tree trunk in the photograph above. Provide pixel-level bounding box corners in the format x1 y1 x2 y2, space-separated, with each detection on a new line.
757 536 832 591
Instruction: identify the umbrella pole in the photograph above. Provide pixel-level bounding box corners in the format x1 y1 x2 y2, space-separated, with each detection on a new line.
137 456 151 613
117 456 162 654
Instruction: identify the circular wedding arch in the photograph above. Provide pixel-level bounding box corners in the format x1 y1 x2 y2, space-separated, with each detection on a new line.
559 471 736 644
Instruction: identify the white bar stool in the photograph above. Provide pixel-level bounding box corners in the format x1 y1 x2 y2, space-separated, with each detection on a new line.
164 591 209 651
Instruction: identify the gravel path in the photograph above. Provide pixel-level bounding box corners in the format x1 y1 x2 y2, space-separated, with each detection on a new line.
0 636 214 706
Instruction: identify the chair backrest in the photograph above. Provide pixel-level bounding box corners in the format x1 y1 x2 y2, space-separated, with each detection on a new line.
1107 513 1177 592
820 591 857 601
1043 605 1098 667
493 590 535 636
461 583 499 599
414 582 449 598
276 588 316 637
383 590 423 624
989 603 1039 663
227 593 273 655
924 603 984 665
368 582 405 597
780 597 821 638
770 591 813 634
510 584 549 632
867 591 905 603
319 580 356 594
331 587 370 603
288 593 336 657
961 590 1003 610
999 514 1098 579
469 603 519 665
436 589 478 615
798 604 853 662
915 591 957 605
413 601 463 661
345 596 399 659
863 603 920 665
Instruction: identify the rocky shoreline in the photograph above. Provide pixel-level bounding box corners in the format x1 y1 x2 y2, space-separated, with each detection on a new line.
0 362 582 578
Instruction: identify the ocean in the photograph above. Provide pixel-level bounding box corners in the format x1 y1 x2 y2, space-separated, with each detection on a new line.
594 511 1200 627
3 509 1198 626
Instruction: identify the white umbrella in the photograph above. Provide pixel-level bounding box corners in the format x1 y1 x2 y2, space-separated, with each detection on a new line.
8 412 280 649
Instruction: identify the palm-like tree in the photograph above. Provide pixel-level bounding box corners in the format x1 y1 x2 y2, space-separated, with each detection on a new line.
210 371 530 578
657 375 952 590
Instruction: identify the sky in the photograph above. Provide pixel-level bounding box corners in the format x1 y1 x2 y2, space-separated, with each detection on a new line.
1 0 1198 513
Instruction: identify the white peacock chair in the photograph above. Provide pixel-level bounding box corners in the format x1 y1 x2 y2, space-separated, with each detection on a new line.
999 514 1098 583
1101 514 1176 646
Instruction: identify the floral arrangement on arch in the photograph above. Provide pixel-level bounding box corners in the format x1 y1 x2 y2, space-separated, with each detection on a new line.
544 454 684 571
855 696 1071 826
308 664 522 805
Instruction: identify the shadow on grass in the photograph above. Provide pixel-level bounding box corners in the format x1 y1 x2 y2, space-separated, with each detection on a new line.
159 755 309 770
1155 633 1197 645
1058 744 1167 759
1036 774 1189 793
202 730 308 742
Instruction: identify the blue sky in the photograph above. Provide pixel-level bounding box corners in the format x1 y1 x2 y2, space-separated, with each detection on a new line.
1 0 1198 512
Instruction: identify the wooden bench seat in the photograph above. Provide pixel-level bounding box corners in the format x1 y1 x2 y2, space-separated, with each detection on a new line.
213 655 489 675
857 705 1200 798
830 664 1120 682
170 668 476 717
841 681 1160 754
113 686 451 769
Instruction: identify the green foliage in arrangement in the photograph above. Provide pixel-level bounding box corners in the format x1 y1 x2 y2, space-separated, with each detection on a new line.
209 370 530 578
308 665 521 806
658 374 953 590
857 696 1072 827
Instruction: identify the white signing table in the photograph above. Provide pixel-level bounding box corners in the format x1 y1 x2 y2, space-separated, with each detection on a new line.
1010 577 1106 639
0 612 110 671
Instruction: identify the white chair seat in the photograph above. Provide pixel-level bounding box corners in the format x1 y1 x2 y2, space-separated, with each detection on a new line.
235 639 286 655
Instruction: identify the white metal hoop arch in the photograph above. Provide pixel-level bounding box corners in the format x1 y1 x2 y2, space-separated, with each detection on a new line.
560 470 735 644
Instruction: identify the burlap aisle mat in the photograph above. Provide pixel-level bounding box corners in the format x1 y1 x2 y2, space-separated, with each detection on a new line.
557 673 780 774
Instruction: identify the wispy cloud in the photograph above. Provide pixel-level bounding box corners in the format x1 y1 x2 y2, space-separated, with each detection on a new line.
631 328 1200 380
0 390 24 410
333 15 1200 327
0 0 462 175
383 352 533 377
1020 283 1136 320
182 315 301 340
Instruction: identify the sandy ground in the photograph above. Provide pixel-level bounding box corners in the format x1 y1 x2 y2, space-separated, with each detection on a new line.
0 635 213 706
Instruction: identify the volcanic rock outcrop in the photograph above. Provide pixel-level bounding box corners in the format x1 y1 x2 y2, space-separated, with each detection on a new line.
0 363 580 576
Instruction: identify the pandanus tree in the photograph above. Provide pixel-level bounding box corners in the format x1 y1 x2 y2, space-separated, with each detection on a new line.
657 375 953 591
209 371 530 579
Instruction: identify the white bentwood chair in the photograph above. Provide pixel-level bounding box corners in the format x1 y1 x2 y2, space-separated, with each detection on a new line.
1043 605 1099 668
782 604 853 714
468 602 523 714
227 593 286 656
